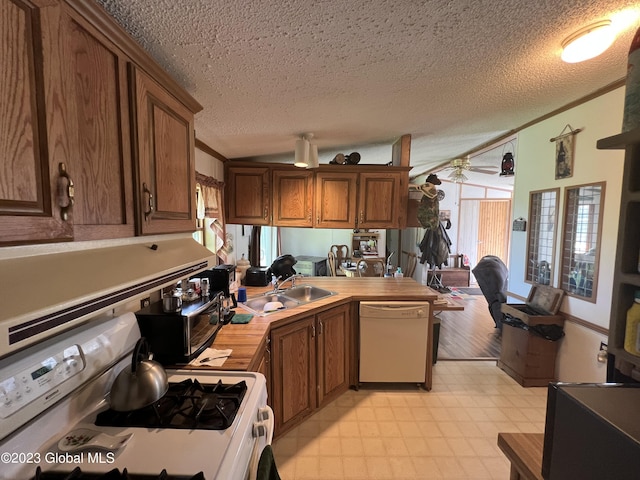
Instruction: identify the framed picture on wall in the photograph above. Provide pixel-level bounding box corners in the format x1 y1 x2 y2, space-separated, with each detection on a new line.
552 125 581 180
555 135 574 179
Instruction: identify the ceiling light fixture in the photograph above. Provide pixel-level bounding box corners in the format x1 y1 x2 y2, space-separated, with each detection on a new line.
561 20 616 63
294 133 319 168
448 169 468 183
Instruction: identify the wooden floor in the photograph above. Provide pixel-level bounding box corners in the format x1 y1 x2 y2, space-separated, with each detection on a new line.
435 292 502 360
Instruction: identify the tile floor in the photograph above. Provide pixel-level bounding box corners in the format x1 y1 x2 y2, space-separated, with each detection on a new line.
271 361 548 479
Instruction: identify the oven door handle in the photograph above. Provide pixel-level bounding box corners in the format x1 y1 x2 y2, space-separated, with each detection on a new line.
248 405 275 480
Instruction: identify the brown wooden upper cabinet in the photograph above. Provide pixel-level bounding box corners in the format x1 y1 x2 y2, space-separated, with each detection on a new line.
273 169 314 227
316 169 405 229
225 163 410 229
226 166 314 227
0 0 73 244
314 171 358 228
62 7 135 241
226 166 271 225
130 67 197 235
0 0 201 244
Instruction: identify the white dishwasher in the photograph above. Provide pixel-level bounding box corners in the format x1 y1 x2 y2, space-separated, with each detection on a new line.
359 301 430 383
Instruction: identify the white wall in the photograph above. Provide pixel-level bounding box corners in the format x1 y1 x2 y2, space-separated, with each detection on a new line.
509 87 626 382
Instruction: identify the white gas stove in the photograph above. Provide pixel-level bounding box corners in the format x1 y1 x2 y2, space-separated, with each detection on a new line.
0 313 271 480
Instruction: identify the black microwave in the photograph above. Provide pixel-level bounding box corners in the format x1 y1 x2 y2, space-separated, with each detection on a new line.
543 382 640 479
135 292 224 365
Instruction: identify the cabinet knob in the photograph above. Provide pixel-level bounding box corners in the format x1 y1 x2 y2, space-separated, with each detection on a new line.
143 182 154 220
58 163 75 222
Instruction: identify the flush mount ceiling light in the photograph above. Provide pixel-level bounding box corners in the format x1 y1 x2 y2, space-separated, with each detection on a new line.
294 133 319 168
561 20 616 63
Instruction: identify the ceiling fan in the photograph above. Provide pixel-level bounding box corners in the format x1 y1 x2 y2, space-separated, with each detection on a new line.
439 158 500 182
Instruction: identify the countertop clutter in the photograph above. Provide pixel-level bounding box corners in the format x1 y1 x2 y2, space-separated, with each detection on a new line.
184 277 440 372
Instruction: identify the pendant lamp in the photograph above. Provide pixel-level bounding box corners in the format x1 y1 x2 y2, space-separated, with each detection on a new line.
294 133 318 168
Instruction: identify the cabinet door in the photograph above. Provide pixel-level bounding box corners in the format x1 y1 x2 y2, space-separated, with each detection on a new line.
272 169 314 227
226 166 270 225
131 67 196 235
316 304 350 407
358 171 402 228
61 10 135 240
270 316 316 436
0 0 72 244
314 172 357 228
255 337 272 407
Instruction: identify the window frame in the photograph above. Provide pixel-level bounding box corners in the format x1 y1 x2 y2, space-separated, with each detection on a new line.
525 188 560 286
559 182 606 303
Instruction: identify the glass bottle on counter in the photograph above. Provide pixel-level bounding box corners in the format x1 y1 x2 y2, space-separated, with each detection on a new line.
624 290 640 356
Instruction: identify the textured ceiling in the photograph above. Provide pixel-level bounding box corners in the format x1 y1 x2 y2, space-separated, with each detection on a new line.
97 0 640 179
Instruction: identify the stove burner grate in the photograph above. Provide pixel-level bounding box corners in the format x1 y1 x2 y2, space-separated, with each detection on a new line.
31 466 205 479
96 379 247 430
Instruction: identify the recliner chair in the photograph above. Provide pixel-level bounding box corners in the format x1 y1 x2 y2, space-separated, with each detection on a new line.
472 255 509 331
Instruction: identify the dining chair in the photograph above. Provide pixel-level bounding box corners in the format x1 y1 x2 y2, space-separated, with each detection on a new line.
327 251 338 276
356 258 385 277
330 244 349 266
403 251 418 278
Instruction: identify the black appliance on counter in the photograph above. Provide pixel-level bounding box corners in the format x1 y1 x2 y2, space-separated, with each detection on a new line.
192 264 236 296
244 266 271 286
542 382 640 479
135 292 224 365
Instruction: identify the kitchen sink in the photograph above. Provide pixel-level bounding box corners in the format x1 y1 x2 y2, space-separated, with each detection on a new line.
281 285 335 303
242 285 336 316
242 294 299 316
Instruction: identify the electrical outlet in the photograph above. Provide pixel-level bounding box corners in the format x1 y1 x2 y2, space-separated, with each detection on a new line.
140 297 151 309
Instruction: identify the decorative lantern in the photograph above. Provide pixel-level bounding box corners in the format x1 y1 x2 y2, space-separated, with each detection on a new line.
500 152 515 176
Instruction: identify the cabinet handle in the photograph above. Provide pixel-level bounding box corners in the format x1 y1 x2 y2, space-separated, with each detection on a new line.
265 347 271 364
308 209 312 223
143 182 154 220
360 211 364 224
264 207 268 219
311 325 316 338
58 163 74 221
319 320 324 335
317 215 320 225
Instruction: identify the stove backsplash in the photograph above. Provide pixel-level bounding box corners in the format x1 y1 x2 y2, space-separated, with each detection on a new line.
0 235 215 359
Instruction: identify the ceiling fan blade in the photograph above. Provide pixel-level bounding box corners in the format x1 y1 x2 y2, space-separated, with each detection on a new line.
470 168 500 175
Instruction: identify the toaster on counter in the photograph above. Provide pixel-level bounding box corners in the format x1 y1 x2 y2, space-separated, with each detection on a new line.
245 266 271 286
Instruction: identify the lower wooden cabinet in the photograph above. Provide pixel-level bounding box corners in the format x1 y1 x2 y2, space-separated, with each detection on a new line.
255 337 272 407
498 324 560 387
270 304 350 437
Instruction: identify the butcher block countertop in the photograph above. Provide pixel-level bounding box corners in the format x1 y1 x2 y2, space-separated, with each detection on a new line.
183 277 441 372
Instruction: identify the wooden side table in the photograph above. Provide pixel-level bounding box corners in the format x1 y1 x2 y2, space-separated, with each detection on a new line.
497 432 544 480
427 267 470 287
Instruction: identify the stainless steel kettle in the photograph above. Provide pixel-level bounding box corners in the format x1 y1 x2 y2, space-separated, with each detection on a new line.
109 338 169 412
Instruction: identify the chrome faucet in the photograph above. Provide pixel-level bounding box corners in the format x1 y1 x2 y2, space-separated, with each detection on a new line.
273 274 304 292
